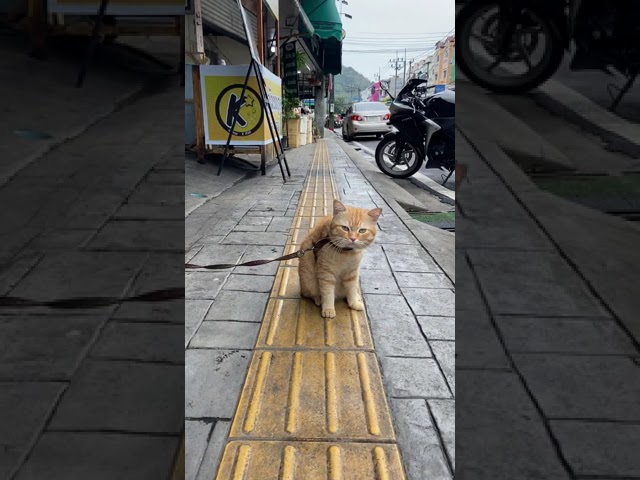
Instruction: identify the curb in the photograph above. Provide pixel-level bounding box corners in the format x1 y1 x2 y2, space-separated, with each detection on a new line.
351 141 456 205
533 79 640 158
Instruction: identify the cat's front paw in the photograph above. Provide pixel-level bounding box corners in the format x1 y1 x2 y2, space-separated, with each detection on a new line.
348 300 365 311
321 307 336 318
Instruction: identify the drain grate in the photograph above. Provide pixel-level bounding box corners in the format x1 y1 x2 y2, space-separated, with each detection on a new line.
407 210 455 231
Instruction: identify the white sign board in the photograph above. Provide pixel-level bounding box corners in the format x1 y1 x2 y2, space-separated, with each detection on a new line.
47 0 185 15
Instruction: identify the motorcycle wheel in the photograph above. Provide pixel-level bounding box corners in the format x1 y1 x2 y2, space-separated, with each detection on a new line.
375 135 424 179
456 1 564 94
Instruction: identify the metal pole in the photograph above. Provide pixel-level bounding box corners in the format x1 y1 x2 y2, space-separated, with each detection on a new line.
402 48 406 86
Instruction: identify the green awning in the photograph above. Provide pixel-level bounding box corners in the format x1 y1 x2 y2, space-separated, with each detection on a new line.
300 0 343 74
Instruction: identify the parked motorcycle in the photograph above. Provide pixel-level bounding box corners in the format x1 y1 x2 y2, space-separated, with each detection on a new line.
374 79 455 181
456 0 639 110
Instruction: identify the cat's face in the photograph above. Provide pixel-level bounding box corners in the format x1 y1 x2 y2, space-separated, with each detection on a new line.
329 200 382 250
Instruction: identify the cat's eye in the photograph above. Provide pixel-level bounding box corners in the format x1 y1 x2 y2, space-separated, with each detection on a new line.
358 228 367 233
341 225 350 231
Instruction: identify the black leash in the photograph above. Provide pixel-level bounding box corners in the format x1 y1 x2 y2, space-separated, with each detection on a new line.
0 239 345 310
185 238 334 270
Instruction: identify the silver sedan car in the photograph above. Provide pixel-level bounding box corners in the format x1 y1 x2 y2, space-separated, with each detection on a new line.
342 102 392 141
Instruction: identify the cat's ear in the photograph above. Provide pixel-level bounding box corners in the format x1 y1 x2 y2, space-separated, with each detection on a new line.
368 208 382 221
333 200 347 215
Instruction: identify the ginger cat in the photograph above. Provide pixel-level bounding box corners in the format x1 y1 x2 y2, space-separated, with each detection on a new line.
299 199 382 318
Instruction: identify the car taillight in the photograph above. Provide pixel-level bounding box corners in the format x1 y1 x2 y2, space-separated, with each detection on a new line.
350 114 363 121
383 113 390 120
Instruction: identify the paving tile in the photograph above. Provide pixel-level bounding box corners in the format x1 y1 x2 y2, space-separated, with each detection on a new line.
234 245 284 275
194 421 230 480
185 349 251 418
380 357 451 398
86 220 183 251
185 300 212 345
402 288 455 317
456 309 510 369
185 271 228 300
221 231 288 246
513 355 640 421
429 399 455 467
48 360 183 434
360 244 391 270
550 420 640 477
0 315 103 380
229 350 395 441
0 382 65 479
496 316 635 354
205 290 269 322
360 269 401 295
216 441 405 480
238 216 272 226
468 251 608 317
395 272 453 289
417 317 455 340
266 216 294 232
232 224 267 232
91 322 183 362
456 371 571 479
430 341 455 393
223 274 274 293
185 420 212 480
375 229 419 245
15 432 178 480
390 399 451 480
188 244 245 265
190 321 259 349
364 294 431 357
383 244 441 272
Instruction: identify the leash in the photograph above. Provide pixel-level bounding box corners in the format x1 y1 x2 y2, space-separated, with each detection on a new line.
185 238 334 270
0 240 337 309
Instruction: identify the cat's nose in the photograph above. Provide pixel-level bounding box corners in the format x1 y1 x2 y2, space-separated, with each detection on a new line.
349 237 357 242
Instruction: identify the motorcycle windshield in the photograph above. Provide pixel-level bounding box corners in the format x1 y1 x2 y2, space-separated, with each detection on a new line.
397 78 430 101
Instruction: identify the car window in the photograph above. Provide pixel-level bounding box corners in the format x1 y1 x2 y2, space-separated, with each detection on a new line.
354 102 388 112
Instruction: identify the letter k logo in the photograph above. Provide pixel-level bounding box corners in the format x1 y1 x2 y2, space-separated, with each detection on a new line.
226 93 248 128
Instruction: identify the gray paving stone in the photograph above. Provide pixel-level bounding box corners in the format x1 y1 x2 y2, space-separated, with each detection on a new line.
232 224 268 232
456 370 571 479
496 316 635 354
49 360 183 433
456 309 510 369
550 420 640 477
402 288 455 317
360 269 401 295
0 315 103 380
86 220 183 251
91 322 183 362
364 294 431 357
186 245 203 262
430 341 455 393
221 231 288 246
190 321 260 349
380 357 451 398
186 300 213 345
15 432 178 480
185 271 228 300
360 244 389 270
513 355 640 421
468 251 608 317
429 399 455 467
238 216 272 226
185 420 212 480
205 290 268 322
194 421 231 480
375 229 419 245
390 399 452 480
417 317 455 340
188 244 245 265
185 350 250 418
223 274 274 293
266 216 294 232
0 382 65 479
383 244 442 272
234 245 284 275
395 272 453 289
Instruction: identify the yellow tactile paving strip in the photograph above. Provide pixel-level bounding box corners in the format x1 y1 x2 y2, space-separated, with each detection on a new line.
215 140 406 480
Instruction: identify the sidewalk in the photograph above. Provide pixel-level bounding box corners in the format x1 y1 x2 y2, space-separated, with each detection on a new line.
185 137 455 480
0 44 183 478
456 100 640 479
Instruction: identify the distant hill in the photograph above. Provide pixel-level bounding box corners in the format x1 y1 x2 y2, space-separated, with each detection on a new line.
334 66 372 102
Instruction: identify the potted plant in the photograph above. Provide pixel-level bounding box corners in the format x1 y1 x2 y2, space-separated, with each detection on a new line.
283 90 301 149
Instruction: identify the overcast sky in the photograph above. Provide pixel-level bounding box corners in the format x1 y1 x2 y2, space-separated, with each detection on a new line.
339 0 455 82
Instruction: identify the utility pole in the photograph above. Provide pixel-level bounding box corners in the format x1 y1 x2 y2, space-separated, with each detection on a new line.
408 59 414 80
389 51 403 97
402 48 407 86
328 74 335 129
